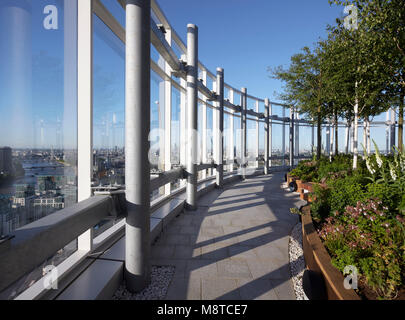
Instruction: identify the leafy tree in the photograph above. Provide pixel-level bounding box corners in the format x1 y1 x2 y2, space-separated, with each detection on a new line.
268 46 331 160
331 0 405 151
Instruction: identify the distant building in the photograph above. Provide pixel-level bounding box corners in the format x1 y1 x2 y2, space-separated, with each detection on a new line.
0 195 18 235
0 147 12 175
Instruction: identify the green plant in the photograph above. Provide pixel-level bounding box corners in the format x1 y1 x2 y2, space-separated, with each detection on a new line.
319 199 405 299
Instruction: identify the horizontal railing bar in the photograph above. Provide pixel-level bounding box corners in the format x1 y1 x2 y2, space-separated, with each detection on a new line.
197 81 217 101
150 19 185 75
224 99 241 113
197 163 216 171
0 195 116 293
150 167 184 191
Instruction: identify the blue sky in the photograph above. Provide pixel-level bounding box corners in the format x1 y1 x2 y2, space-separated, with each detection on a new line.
0 0 388 152
157 0 345 101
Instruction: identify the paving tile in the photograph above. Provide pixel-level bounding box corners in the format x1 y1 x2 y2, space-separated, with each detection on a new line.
151 245 175 259
201 278 240 300
165 277 201 300
199 226 224 238
186 259 218 279
237 278 279 300
179 225 200 235
200 242 230 260
160 234 191 245
173 245 201 259
228 245 258 261
246 259 291 280
147 173 301 300
270 278 296 300
217 258 252 279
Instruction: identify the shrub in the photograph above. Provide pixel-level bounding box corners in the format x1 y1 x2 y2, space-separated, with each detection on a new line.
318 199 405 299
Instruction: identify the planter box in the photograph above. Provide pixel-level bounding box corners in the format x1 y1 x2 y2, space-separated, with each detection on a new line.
301 205 360 300
286 173 298 184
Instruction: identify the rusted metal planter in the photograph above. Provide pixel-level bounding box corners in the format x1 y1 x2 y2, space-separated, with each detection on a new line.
301 206 360 300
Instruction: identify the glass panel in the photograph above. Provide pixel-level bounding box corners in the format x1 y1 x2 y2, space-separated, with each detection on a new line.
171 87 181 166
271 123 284 166
0 0 78 234
0 0 78 298
93 15 125 187
259 122 264 162
247 120 257 167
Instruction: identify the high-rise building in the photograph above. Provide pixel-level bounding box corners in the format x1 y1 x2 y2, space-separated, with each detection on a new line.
0 147 12 175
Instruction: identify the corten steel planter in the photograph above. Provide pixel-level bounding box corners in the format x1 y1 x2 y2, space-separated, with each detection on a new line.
301 205 360 300
286 173 298 184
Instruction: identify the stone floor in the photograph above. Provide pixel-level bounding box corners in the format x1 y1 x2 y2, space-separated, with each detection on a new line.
151 172 304 300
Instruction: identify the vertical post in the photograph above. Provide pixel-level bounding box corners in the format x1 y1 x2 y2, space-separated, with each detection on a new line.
282 107 286 166
186 24 198 210
289 107 294 168
77 0 93 251
164 29 172 196
125 0 151 292
255 101 259 168
269 103 273 168
229 89 235 172
241 88 247 179
264 98 270 174
216 68 224 188
201 70 207 180
180 54 187 187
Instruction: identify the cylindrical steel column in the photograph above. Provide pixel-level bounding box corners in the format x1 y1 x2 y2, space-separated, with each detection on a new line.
216 68 224 188
289 107 294 168
125 0 151 293
241 88 247 179
186 24 198 210
264 98 270 174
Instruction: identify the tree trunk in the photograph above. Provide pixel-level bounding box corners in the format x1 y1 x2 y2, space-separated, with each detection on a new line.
366 117 370 154
317 109 322 160
353 81 359 170
335 111 338 155
345 121 350 154
363 118 367 158
399 90 404 152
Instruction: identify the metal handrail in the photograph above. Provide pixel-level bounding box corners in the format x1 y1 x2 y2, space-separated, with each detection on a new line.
0 195 119 293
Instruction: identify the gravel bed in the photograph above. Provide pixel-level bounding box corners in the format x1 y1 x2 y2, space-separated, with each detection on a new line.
289 221 306 300
113 265 175 300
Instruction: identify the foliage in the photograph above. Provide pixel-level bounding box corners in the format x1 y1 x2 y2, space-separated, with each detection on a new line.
319 199 405 299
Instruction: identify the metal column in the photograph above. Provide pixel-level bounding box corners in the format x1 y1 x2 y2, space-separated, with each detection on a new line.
264 98 270 174
241 88 247 179
216 68 224 188
186 24 198 210
282 107 286 166
125 0 151 292
289 107 294 168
